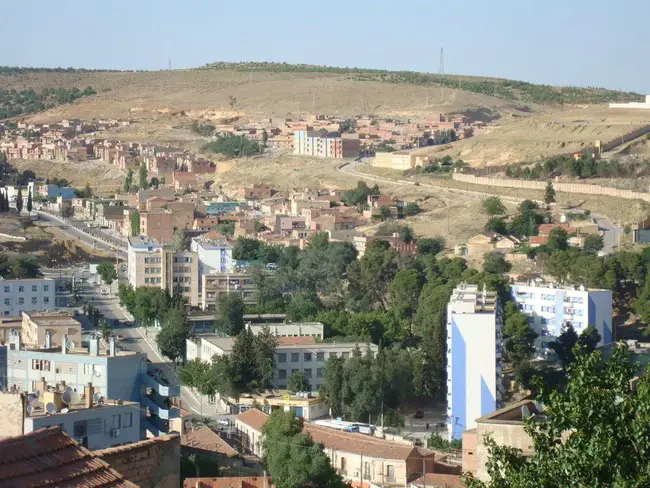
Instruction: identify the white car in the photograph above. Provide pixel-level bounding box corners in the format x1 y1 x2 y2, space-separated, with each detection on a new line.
216 419 229 426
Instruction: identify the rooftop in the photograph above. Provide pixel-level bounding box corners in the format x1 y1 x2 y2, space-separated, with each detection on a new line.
200 336 235 352
0 426 137 488
24 311 81 328
277 336 316 346
28 395 139 418
183 477 273 488
410 473 465 488
449 284 497 314
512 279 609 293
182 426 239 458
477 399 545 425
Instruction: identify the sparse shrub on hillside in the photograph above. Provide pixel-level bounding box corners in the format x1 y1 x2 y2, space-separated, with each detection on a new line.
507 154 650 180
0 86 97 119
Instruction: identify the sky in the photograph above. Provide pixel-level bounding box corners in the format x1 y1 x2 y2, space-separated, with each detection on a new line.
3 0 650 93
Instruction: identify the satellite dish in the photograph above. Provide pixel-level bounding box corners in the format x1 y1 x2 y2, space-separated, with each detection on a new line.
97 397 105 406
34 389 41 398
93 392 102 402
94 369 101 377
61 390 74 405
61 408 69 413
27 394 35 403
66 340 75 350
26 405 34 415
65 386 73 394
46 403 57 414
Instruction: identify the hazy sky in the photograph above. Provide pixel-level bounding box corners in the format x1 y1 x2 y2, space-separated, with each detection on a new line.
3 0 649 92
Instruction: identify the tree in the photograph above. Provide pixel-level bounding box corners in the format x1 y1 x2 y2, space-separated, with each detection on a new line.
170 229 191 252
138 164 148 190
215 294 245 336
286 291 323 321
484 217 508 235
132 286 169 329
547 227 569 251
262 130 269 147
502 308 537 367
216 220 235 237
124 169 133 192
378 206 391 222
388 268 423 325
84 183 93 198
550 323 601 367
418 237 445 256
118 283 136 313
228 95 237 108
319 356 345 416
544 181 556 204
262 410 347 488
10 256 41 278
96 320 113 343
583 234 604 252
483 252 511 274
404 202 421 216
287 371 311 393
464 346 650 488
15 187 22 213
26 188 32 212
254 220 268 233
481 196 506 216
156 307 191 363
346 240 399 310
97 262 117 286
131 210 140 237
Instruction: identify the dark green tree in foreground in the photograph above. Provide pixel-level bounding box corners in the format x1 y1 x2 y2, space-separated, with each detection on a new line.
97 262 117 286
286 371 311 393
482 196 506 216
544 181 556 204
16 187 23 213
464 346 650 488
26 189 32 212
156 307 191 363
215 293 245 336
262 410 347 488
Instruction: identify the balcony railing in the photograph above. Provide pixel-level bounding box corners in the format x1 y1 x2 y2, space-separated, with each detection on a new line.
142 372 180 397
143 395 180 420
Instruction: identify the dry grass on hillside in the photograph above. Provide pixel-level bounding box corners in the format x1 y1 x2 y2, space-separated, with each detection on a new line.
0 70 535 122
11 158 124 192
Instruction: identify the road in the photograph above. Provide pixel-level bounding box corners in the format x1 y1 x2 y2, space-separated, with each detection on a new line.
35 210 127 260
339 159 622 253
82 285 223 417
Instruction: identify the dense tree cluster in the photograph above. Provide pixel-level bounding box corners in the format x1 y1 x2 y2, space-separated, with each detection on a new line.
506 154 650 180
342 180 380 207
203 135 262 158
190 120 216 137
0 252 41 279
0 86 96 119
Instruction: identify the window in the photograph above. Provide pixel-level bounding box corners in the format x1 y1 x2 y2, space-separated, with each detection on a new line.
304 368 312 378
3 286 9 293
43 285 49 292
527 316 534 325
316 368 323 378
18 286 24 293
112 414 121 429
290 353 299 362
31 297 38 305
83 363 92 375
278 353 286 363
304 353 312 362
3 298 9 305
18 298 24 305
329 352 338 359
291 369 300 375
122 413 133 428
32 359 51 371
316 352 325 362
44 297 50 304
341 352 350 359
31 285 37 292
278 369 286 379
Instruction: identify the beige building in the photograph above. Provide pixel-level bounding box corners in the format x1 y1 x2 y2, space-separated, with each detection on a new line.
127 237 199 307
200 271 259 311
462 399 537 481
140 210 174 245
20 311 82 349
234 409 437 486
372 152 431 170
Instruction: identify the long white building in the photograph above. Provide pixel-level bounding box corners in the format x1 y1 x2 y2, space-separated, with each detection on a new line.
511 281 613 354
190 232 233 293
446 284 503 441
0 278 55 317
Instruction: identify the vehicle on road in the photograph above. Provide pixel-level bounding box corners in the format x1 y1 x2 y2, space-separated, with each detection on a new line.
216 419 229 426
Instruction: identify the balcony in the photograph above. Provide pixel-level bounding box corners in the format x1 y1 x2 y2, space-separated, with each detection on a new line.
142 371 180 397
143 415 170 437
143 394 180 420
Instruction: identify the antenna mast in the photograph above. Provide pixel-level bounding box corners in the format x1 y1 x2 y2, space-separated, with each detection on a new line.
439 47 445 100
168 58 171 70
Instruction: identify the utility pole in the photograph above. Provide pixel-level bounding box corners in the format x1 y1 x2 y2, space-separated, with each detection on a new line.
359 453 363 486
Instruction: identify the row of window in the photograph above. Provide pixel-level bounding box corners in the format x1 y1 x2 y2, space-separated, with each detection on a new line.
172 266 192 274
3 284 50 293
144 257 161 264
541 294 555 301
4 296 49 306
564 308 584 316
277 351 351 363
278 368 323 379
144 267 161 274
144 277 162 284
172 257 192 263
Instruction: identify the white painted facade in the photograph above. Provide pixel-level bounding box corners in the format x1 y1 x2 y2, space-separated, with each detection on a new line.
247 322 324 339
511 281 613 354
190 235 233 292
0 278 55 316
446 284 503 441
609 95 650 109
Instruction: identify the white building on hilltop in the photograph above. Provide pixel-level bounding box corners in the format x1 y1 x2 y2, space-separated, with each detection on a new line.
609 95 650 109
446 284 503 441
511 281 613 355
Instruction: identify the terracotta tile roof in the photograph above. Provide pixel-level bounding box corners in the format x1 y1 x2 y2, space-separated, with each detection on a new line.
0 426 138 488
529 235 549 245
538 223 576 235
234 409 269 433
277 336 316 345
182 426 239 457
95 432 180 456
410 473 465 488
183 476 273 488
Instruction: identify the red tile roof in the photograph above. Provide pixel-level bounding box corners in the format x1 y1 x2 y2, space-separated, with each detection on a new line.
182 426 239 457
0 426 138 488
538 223 576 236
234 409 270 432
277 336 316 345
410 473 465 488
183 476 273 488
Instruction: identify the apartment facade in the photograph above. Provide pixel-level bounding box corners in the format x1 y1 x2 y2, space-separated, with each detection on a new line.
511 281 612 353
200 271 258 311
21 311 83 349
140 210 174 245
190 233 234 293
127 237 199 307
293 131 360 159
246 322 324 340
447 284 503 441
0 278 55 316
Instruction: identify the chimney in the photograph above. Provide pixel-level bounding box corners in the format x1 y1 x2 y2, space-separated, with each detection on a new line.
89 335 99 356
109 336 116 357
45 330 52 349
85 382 93 409
61 334 67 355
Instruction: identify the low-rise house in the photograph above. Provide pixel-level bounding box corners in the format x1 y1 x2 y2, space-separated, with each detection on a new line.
21 311 82 349
353 234 417 258
184 476 273 488
182 425 243 471
239 184 274 200
223 391 329 419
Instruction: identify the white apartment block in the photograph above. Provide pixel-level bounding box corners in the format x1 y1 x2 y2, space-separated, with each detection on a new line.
186 335 378 391
0 278 55 316
190 234 233 293
511 281 613 354
446 284 503 441
246 322 324 340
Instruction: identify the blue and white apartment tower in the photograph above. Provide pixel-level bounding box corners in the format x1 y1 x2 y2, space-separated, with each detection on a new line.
510 280 613 356
446 283 503 441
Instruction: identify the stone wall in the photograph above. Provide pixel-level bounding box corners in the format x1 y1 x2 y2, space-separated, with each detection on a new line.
452 173 650 202
0 392 24 438
96 433 180 488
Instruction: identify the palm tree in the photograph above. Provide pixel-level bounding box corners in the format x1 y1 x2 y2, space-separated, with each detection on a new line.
96 320 112 343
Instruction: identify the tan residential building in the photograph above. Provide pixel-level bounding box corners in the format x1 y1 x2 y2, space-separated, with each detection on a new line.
127 237 199 306
200 271 259 311
462 399 537 481
20 311 82 349
140 210 174 245
234 409 438 486
167 201 196 230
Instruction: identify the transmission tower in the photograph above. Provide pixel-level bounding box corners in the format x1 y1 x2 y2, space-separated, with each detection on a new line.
439 47 444 100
